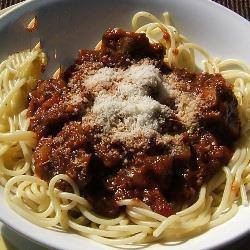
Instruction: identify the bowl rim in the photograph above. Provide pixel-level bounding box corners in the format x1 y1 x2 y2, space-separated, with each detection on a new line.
0 1 250 250
0 0 250 25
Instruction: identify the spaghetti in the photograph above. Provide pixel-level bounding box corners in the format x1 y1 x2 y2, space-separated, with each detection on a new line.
1 12 250 246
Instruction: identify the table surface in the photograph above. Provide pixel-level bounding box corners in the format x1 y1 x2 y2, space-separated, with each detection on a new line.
0 0 250 249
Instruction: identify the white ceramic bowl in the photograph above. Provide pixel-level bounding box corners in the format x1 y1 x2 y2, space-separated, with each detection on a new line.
0 0 250 249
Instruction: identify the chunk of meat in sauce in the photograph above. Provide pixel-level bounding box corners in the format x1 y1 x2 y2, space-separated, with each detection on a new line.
169 69 241 141
28 79 94 138
106 155 174 217
34 122 92 190
100 28 165 67
169 132 233 202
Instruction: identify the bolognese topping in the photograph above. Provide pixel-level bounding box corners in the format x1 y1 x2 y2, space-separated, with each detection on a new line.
28 28 240 218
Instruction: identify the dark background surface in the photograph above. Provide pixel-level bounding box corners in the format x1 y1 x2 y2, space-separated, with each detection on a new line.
0 0 250 20
0 0 249 250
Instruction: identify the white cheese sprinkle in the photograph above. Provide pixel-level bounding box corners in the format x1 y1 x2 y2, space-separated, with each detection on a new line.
80 60 201 141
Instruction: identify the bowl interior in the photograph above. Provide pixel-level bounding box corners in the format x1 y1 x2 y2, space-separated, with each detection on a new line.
0 0 249 78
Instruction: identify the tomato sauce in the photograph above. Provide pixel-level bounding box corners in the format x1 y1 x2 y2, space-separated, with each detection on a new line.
28 29 240 217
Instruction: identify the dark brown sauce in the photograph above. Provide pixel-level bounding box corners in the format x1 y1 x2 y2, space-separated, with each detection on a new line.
28 28 240 218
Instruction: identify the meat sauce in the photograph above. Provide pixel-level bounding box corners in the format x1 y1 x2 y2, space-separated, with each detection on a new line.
28 28 241 217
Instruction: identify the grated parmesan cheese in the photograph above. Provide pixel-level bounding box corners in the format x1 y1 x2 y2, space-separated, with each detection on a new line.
68 93 83 105
85 67 120 88
82 61 176 140
78 60 201 142
125 64 162 88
